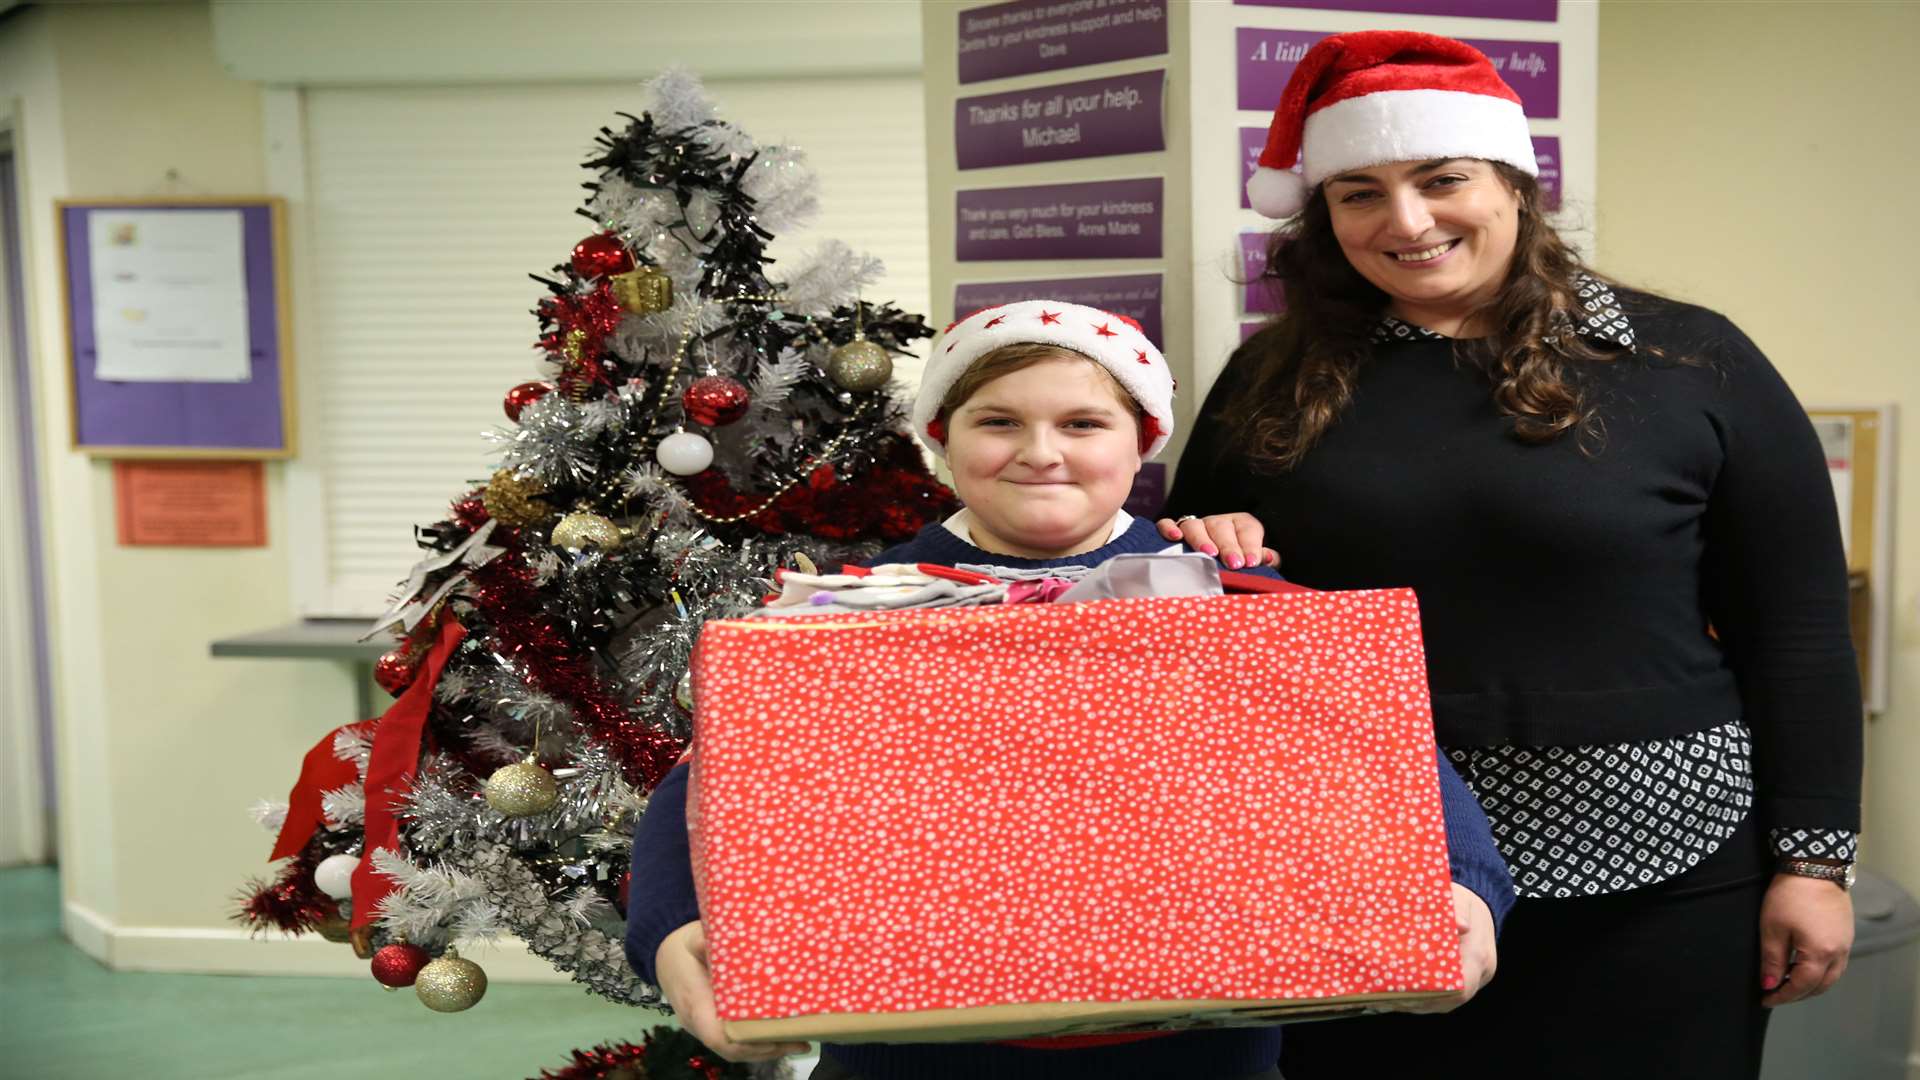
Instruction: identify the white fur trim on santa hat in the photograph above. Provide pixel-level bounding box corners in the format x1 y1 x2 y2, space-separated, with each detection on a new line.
914 299 1174 461
1300 89 1537 189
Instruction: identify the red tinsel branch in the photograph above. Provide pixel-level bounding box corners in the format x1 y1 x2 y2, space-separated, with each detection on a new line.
231 844 338 936
465 554 683 792
533 1027 747 1080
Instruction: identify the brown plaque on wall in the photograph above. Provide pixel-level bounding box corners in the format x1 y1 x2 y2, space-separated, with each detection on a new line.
113 460 267 547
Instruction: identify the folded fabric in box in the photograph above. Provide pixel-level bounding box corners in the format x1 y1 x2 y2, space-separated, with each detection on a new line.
688 588 1461 1044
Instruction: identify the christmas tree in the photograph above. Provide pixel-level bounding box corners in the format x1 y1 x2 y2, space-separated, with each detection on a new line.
236 71 956 1018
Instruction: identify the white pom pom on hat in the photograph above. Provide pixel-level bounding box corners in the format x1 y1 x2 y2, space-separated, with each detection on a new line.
914 300 1175 461
1247 30 1540 219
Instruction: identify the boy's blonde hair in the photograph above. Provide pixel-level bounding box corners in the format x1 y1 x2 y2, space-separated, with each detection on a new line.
936 343 1145 430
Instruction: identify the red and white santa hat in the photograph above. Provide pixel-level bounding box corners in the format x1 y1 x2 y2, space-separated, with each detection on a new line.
1247 30 1538 219
914 300 1174 460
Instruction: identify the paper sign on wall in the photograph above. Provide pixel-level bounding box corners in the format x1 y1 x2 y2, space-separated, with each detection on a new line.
958 0 1169 84
1233 0 1557 20
956 70 1166 169
954 273 1165 346
113 460 267 547
956 177 1163 261
1237 29 1560 118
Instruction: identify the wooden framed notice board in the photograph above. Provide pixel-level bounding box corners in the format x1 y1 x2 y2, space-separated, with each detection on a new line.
57 197 294 458
1807 405 1896 715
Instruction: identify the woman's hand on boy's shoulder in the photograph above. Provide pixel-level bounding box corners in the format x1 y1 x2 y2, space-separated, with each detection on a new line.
1156 512 1279 572
656 920 811 1062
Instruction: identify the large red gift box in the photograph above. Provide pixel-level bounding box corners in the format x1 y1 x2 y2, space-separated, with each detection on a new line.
688 588 1463 1043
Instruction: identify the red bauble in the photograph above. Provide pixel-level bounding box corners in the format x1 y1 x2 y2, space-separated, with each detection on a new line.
374 649 422 696
617 870 632 910
370 942 431 987
503 381 553 422
681 376 751 427
570 233 635 279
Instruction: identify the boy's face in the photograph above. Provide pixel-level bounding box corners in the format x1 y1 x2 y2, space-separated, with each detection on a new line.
945 356 1143 559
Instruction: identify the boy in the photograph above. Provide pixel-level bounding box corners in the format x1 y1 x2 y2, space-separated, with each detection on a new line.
627 301 1513 1079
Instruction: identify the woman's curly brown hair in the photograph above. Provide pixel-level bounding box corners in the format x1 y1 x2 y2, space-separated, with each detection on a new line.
1227 163 1633 473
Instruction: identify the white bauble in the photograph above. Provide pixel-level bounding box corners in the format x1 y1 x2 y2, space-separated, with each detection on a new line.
655 431 715 476
314 853 359 900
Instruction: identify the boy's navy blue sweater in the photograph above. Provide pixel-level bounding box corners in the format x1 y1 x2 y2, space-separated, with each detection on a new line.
626 518 1515 1080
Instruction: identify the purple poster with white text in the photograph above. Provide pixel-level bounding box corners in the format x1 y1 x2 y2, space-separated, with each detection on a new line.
1240 126 1266 209
1240 233 1284 315
954 273 1164 346
958 0 1168 84
956 177 1163 261
1235 29 1330 111
1531 135 1562 210
1461 38 1559 118
957 70 1166 169
1237 29 1560 118
1233 0 1557 21
1126 462 1168 518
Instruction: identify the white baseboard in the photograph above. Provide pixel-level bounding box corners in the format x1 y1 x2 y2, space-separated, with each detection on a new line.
61 899 578 983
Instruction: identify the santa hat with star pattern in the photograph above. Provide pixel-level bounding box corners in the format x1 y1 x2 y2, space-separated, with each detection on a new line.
1247 30 1538 219
914 300 1174 461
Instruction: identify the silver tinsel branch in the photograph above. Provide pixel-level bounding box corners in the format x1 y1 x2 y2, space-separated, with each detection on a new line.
456 840 657 1005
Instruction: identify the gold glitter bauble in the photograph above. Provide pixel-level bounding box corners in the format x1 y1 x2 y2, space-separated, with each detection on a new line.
610 265 673 315
482 470 554 529
414 948 488 1012
484 756 559 817
827 337 893 391
549 510 623 551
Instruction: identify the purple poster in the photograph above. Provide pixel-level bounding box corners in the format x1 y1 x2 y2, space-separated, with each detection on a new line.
1240 233 1285 315
958 0 1169 84
956 177 1163 261
1237 29 1559 118
1531 135 1562 210
1235 28 1330 111
1240 126 1265 209
957 70 1166 170
1125 462 1168 517
1461 38 1559 118
1233 0 1557 21
954 273 1164 346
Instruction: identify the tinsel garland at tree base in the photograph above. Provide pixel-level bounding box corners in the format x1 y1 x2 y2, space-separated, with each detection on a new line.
231 845 337 936
533 1028 793 1080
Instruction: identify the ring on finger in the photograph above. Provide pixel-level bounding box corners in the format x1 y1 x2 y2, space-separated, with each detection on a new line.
1173 515 1199 524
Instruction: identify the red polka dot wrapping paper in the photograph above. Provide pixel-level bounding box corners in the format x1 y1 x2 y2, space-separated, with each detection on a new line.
688 588 1463 1040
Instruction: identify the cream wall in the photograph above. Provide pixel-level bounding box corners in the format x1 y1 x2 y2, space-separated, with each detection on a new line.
1595 0 1919 1068
1 1 357 964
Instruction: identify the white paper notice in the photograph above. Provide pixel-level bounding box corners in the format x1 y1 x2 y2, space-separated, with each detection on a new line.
89 210 251 383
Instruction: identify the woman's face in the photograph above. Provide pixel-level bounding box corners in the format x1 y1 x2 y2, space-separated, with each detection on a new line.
945 356 1142 559
1323 158 1521 333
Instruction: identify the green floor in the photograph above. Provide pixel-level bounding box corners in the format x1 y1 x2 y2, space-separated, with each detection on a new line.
0 865 807 1079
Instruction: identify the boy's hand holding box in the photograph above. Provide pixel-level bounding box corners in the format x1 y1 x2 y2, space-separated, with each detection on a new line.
688 589 1464 1044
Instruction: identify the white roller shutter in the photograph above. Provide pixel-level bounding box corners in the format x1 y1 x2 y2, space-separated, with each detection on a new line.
300 78 929 614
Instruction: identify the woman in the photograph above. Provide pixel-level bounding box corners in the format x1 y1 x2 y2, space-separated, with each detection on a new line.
1161 31 1860 1079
